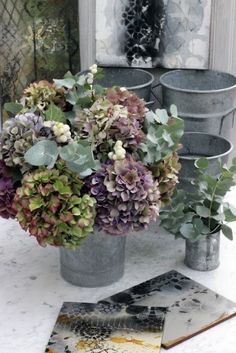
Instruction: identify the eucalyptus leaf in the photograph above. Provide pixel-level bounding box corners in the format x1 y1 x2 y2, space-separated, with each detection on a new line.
44 103 66 123
66 163 93 178
212 213 225 222
4 102 23 115
221 224 233 240
64 71 75 79
60 142 79 161
223 203 236 222
66 91 79 105
192 217 204 232
195 158 209 169
94 84 106 95
180 223 199 240
162 130 174 146
77 95 92 108
53 77 76 89
24 140 58 168
145 110 156 125
195 205 210 217
155 109 169 124
64 110 76 123
170 104 178 118
59 141 100 176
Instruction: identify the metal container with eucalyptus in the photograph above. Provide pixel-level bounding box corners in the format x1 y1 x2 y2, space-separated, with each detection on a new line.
178 132 233 192
60 229 126 287
160 158 236 271
185 232 220 271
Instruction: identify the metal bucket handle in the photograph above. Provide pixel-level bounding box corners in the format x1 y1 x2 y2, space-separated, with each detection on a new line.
219 106 236 135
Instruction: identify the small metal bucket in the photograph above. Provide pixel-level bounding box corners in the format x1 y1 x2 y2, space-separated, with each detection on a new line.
185 232 220 271
178 132 233 192
92 67 154 105
60 230 126 287
160 69 236 139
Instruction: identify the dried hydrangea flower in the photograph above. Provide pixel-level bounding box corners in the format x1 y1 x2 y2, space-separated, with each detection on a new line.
21 80 66 112
150 152 181 206
0 113 45 173
74 96 144 156
106 86 145 122
0 160 16 219
13 161 96 248
87 155 161 235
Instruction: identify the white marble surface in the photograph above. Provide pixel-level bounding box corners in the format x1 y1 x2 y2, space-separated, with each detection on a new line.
1 190 236 353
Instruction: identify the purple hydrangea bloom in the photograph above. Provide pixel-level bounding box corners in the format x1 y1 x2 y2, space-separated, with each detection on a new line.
0 160 16 219
0 113 44 173
87 155 161 235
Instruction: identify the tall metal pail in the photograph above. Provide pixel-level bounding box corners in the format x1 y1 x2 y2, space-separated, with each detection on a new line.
178 132 233 192
94 67 154 103
160 69 236 140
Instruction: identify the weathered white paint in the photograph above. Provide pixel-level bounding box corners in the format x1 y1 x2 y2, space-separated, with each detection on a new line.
209 0 236 156
210 0 236 75
79 0 96 70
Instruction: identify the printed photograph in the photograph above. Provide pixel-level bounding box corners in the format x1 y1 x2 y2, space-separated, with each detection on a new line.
96 0 212 69
45 302 166 353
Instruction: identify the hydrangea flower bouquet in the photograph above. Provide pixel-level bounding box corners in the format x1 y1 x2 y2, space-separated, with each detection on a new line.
0 65 184 285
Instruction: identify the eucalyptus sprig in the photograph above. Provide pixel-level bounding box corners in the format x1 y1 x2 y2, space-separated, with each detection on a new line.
160 157 236 242
24 140 100 178
54 67 105 114
138 105 184 164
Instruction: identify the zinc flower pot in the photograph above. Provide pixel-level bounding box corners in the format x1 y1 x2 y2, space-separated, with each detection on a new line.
185 232 220 271
178 132 233 192
60 229 126 287
81 67 154 104
160 69 236 139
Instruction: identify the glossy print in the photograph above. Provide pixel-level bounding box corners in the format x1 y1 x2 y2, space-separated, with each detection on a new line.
45 302 166 353
102 270 236 348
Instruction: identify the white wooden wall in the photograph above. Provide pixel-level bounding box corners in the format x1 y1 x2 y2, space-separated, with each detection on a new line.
210 0 236 75
79 0 96 71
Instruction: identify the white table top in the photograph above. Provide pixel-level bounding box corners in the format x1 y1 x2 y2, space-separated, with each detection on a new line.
1 190 236 353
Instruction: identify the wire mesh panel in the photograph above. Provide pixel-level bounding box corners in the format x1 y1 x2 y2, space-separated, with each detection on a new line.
0 0 80 112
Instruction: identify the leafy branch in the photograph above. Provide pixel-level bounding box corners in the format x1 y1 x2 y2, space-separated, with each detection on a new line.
138 105 184 165
160 157 236 241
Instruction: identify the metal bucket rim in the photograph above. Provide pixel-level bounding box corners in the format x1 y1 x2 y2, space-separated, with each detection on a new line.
80 68 155 90
179 132 233 161
159 69 236 94
122 68 154 90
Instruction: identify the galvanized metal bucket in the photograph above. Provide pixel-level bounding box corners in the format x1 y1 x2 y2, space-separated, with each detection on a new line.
160 69 236 139
178 132 233 192
92 67 154 105
60 230 126 287
185 232 220 271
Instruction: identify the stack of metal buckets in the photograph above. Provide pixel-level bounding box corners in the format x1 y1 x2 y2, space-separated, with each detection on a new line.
93 67 236 192
159 69 236 191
